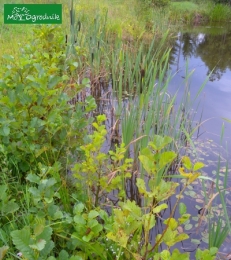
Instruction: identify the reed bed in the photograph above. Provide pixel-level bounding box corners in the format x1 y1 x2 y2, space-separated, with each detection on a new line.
67 1 231 253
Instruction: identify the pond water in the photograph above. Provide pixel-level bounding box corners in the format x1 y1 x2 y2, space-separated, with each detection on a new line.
167 24 231 257
169 25 231 154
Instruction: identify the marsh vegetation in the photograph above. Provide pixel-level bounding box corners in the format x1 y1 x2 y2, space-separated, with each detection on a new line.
0 0 231 259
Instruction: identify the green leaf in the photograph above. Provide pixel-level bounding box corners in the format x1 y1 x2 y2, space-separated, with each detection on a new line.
74 215 86 225
143 214 156 231
82 78 90 87
136 178 148 195
159 151 176 168
70 256 84 260
0 185 7 200
140 147 153 158
85 95 96 111
74 203 85 215
159 250 170 259
153 203 168 213
53 210 64 220
88 210 99 219
48 76 62 89
182 156 192 170
26 75 36 82
174 233 189 244
26 174 40 184
164 218 178 230
179 203 187 215
29 187 40 198
35 146 49 158
42 178 57 188
209 247 218 256
196 248 216 260
37 227 54 257
178 214 191 225
222 117 231 123
121 200 141 217
107 231 128 248
195 248 202 260
149 135 172 151
72 62 78 68
193 162 204 171
33 63 44 75
91 222 103 234
82 232 93 242
29 239 46 251
19 161 30 172
139 155 155 175
153 180 178 202
36 226 53 241
171 248 189 260
0 126 10 137
2 54 14 61
2 200 19 214
9 90 16 103
34 224 45 237
40 240 54 258
11 226 35 259
58 250 69 260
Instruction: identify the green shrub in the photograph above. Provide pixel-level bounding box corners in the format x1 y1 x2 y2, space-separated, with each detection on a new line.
0 25 96 178
0 114 215 259
209 3 231 21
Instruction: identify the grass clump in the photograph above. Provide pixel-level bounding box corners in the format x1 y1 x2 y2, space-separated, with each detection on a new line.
209 3 231 21
167 1 231 25
168 1 208 24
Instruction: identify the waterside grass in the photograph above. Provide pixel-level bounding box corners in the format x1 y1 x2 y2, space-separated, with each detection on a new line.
1 0 231 63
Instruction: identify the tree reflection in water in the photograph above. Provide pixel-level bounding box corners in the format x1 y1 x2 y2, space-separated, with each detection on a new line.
170 26 231 82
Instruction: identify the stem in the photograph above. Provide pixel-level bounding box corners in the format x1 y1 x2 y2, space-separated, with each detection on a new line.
117 246 123 259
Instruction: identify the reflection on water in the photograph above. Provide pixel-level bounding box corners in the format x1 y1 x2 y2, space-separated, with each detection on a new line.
169 25 231 256
170 26 231 82
169 25 231 153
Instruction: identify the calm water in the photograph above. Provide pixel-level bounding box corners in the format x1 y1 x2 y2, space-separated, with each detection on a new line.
168 25 231 256
169 25 231 153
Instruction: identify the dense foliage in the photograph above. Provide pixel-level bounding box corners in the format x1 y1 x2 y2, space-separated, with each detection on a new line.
0 25 95 178
0 23 228 259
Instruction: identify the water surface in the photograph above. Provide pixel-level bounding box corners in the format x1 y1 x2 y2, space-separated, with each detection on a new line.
168 24 231 256
168 25 231 160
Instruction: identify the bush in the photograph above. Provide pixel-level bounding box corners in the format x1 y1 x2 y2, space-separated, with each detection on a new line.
0 112 216 259
0 25 96 178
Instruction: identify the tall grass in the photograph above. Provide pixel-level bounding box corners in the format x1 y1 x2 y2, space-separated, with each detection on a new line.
66 1 206 187
209 3 231 21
